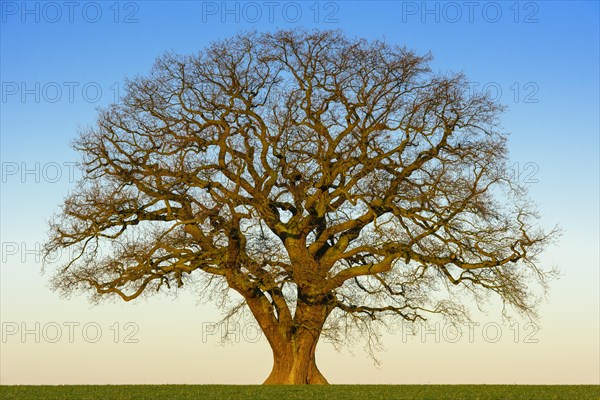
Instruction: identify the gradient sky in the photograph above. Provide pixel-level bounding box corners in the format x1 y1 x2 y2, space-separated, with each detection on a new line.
1 0 598 385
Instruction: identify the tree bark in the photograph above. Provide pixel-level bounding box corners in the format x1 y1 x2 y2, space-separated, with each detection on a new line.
263 328 328 384
242 290 332 384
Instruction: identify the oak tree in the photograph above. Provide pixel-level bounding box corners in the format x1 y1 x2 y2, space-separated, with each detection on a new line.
45 29 556 384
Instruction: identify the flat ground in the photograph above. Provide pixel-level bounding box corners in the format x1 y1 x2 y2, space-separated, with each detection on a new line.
1 385 599 400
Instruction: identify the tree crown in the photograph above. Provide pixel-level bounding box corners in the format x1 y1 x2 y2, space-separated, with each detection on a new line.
46 29 556 352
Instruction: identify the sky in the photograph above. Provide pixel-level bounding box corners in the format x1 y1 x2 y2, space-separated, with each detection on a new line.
1 0 599 385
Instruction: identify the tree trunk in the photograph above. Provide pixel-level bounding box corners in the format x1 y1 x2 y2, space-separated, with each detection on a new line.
263 293 332 384
239 284 333 384
263 329 328 384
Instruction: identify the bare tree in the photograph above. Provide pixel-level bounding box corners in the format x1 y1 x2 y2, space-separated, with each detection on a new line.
45 29 556 384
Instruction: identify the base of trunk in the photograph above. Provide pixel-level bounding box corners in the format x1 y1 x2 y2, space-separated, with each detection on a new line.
263 353 328 384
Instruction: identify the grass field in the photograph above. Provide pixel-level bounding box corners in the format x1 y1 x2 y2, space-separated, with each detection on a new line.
1 385 599 400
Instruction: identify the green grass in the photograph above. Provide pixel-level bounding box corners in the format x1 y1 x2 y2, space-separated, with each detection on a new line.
1 385 599 400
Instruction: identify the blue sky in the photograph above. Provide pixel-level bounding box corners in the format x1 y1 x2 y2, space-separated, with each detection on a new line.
1 1 599 384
